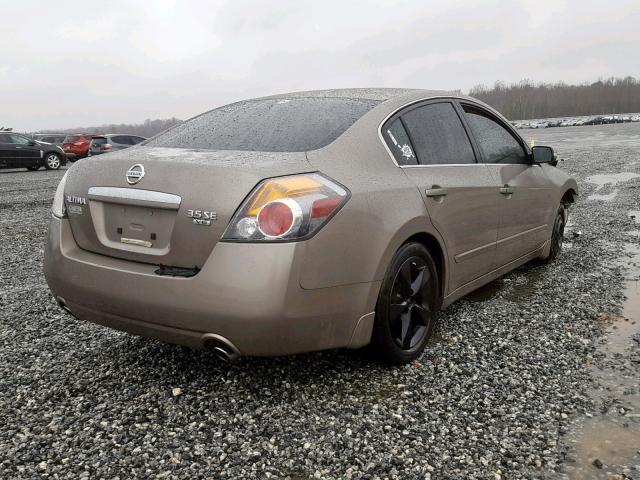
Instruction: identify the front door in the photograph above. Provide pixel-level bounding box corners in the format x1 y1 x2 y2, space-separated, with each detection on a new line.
7 134 41 168
382 101 501 294
460 104 554 266
0 133 16 168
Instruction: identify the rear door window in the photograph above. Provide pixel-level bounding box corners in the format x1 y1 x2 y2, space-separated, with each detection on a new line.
401 102 476 165
382 119 417 166
0 133 14 143
65 136 80 143
462 106 528 164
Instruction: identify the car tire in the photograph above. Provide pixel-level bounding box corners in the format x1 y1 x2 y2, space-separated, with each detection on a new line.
44 152 62 170
27 166 40 171
541 204 566 263
371 242 440 365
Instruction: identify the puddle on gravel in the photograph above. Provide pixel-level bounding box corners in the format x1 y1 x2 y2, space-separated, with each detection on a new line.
563 242 640 479
465 266 544 303
585 172 640 201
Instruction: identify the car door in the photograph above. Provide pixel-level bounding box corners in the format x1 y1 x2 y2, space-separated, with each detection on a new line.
381 100 501 294
460 103 554 267
0 133 15 167
8 134 41 167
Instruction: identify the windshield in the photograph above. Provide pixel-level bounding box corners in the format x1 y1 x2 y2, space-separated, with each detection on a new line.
145 97 380 152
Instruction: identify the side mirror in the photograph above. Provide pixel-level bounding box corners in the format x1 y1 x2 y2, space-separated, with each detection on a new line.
27 140 36 146
532 145 556 165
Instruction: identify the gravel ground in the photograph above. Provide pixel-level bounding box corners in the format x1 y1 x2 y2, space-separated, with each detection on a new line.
1 123 639 479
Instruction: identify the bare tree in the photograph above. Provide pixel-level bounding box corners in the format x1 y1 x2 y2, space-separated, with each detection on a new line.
469 77 640 119
37 117 183 138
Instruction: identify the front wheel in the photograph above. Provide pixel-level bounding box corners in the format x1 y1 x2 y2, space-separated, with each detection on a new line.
541 204 566 263
371 242 440 365
44 152 61 170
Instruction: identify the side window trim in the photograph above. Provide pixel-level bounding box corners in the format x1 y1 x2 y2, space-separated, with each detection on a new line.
457 101 530 164
381 98 479 167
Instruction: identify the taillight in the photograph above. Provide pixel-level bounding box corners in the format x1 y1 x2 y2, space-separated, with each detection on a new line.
104 144 112 151
222 173 349 242
73 141 83 146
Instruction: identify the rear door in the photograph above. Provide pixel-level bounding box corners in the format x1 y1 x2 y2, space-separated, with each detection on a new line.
382 100 501 294
460 103 554 267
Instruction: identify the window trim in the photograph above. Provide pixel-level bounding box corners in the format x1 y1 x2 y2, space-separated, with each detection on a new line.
378 96 482 168
378 95 535 168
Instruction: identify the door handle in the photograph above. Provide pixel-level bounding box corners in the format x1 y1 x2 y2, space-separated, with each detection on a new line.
499 185 514 195
425 187 448 197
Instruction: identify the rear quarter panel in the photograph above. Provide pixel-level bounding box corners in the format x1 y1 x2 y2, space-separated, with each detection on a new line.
302 97 447 291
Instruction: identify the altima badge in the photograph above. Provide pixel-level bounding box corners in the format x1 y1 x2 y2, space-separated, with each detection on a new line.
126 164 145 185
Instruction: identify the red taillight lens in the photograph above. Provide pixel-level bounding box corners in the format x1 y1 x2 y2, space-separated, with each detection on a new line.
104 144 112 150
311 196 343 219
222 173 349 242
257 201 295 237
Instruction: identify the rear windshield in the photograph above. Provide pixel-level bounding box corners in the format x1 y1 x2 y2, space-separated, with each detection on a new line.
91 137 107 145
65 135 80 142
145 97 380 152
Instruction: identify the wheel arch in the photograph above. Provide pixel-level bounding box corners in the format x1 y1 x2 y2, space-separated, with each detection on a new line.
374 219 449 300
402 232 447 300
561 187 578 206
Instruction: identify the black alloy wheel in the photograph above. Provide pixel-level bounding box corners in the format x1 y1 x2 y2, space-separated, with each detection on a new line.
372 242 439 365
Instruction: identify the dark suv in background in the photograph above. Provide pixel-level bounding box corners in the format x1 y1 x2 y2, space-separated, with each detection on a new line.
88 134 146 156
0 132 67 170
33 133 68 146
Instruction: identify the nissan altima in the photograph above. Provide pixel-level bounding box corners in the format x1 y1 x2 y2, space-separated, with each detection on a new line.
44 89 578 364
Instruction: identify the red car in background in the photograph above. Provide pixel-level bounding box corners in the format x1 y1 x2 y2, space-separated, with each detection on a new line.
61 134 93 160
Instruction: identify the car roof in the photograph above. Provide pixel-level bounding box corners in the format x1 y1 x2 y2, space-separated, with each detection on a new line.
255 88 456 102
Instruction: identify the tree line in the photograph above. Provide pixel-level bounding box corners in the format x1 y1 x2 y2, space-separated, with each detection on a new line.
37 117 183 138
469 76 640 120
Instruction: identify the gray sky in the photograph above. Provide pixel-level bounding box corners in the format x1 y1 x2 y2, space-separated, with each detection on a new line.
3 0 639 131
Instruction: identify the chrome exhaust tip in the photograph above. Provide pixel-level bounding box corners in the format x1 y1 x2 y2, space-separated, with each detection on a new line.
201 334 241 362
212 345 239 362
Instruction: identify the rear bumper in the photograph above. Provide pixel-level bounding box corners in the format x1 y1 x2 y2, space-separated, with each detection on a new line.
44 218 379 356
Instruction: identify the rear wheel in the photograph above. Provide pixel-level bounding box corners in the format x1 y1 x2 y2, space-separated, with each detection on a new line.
541 204 566 263
44 152 61 170
372 242 440 365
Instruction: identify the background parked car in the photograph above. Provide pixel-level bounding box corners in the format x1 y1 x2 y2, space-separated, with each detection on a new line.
62 134 93 160
0 132 66 170
87 134 146 156
33 133 68 146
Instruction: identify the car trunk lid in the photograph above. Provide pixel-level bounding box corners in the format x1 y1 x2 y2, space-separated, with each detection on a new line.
63 147 313 268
